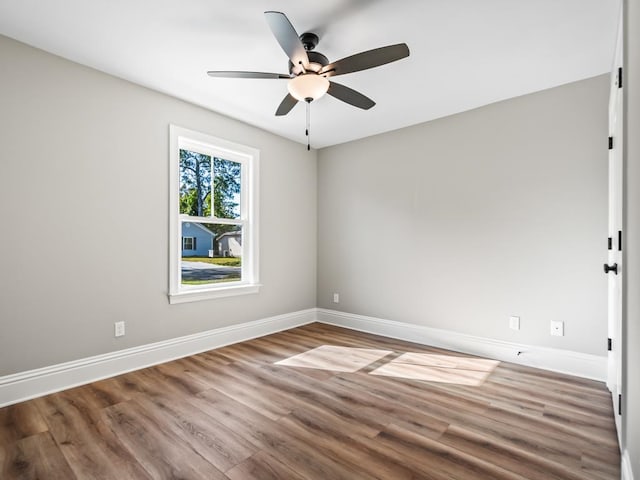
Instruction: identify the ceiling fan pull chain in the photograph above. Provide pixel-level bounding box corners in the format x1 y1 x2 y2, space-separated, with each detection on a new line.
306 100 311 151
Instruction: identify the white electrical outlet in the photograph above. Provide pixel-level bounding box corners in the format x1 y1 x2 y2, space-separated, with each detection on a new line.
114 321 125 337
333 293 340 303
509 316 520 331
550 320 564 336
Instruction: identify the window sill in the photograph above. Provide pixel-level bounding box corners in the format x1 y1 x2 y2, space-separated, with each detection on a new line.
169 283 261 304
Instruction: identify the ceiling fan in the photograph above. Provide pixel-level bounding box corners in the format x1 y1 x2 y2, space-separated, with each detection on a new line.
207 11 410 147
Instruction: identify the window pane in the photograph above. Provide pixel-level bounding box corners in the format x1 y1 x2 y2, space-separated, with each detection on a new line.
182 237 195 251
179 149 212 216
180 222 242 285
213 157 241 219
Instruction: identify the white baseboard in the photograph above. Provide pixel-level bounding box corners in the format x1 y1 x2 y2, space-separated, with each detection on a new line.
622 449 635 480
0 308 315 408
317 308 607 381
0 307 609 408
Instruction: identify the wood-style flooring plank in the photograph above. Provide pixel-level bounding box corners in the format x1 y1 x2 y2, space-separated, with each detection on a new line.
195 388 377 479
0 402 48 446
133 393 256 472
0 322 621 480
226 450 307 480
33 391 152 480
276 406 452 480
375 423 531 480
438 424 584 480
101 399 228 479
0 432 76 480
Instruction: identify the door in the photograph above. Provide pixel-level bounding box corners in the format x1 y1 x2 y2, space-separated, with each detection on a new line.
606 12 623 440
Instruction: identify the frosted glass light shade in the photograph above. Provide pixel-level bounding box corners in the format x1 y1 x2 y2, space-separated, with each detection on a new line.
287 74 329 101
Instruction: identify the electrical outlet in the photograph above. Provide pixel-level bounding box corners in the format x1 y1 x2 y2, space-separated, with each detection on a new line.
333 293 340 303
550 320 564 336
509 316 520 330
114 321 125 337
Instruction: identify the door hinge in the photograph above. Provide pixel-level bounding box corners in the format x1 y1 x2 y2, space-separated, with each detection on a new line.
618 67 623 88
618 394 622 415
608 338 612 351
608 237 613 250
618 230 622 251
609 136 613 150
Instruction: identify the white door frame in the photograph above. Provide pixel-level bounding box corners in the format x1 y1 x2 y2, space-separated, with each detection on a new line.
606 10 624 443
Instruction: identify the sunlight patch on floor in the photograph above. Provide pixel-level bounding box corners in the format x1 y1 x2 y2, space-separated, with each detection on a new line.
274 345 393 372
369 353 500 386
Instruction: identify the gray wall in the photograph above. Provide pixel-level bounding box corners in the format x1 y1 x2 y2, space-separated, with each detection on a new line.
0 31 616 394
623 0 640 475
0 35 317 376
318 76 609 356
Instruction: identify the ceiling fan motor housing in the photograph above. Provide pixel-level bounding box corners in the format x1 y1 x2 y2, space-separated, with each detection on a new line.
288 32 329 75
289 50 329 75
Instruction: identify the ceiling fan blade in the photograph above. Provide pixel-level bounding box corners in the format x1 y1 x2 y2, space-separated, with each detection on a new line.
264 11 309 70
207 71 290 79
327 82 375 110
320 43 410 77
275 93 298 116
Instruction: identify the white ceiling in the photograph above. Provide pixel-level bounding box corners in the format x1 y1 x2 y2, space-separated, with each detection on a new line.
0 0 621 148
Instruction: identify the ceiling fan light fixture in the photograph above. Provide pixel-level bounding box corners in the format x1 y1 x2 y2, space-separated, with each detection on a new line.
287 74 329 102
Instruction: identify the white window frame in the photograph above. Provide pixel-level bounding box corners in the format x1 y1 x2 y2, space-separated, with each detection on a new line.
182 236 196 251
169 125 260 304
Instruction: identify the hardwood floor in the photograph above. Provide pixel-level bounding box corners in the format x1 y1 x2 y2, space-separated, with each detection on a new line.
0 323 620 479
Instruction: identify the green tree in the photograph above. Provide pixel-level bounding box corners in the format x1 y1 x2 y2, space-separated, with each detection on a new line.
179 150 211 217
179 152 242 240
179 151 241 220
213 157 241 219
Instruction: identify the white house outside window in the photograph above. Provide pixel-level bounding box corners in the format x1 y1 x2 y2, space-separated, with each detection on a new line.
169 125 260 303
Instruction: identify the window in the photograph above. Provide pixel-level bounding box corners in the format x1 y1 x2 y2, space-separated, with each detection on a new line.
169 125 259 303
182 237 196 251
